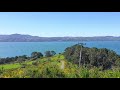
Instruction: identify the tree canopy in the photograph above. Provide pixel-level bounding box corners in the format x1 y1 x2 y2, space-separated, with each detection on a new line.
45 51 56 57
64 44 120 70
31 52 43 60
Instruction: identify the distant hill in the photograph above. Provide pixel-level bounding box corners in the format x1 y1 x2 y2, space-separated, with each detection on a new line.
0 34 120 42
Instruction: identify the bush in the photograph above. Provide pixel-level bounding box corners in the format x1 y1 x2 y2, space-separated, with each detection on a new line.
45 51 56 57
21 64 27 68
0 67 4 74
32 61 39 66
31 52 43 60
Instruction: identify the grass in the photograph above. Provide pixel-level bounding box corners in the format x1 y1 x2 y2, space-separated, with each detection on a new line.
25 60 34 65
0 63 21 70
0 54 64 70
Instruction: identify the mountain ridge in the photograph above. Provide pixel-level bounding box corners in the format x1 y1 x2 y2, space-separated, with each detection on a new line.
0 34 120 42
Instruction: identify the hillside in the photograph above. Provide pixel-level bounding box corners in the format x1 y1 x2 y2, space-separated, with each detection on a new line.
0 54 78 78
0 34 120 42
0 54 120 78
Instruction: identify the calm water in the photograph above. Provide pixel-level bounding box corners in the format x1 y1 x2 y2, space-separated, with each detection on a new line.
0 41 120 58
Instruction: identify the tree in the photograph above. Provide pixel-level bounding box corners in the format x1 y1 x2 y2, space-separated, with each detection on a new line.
51 51 56 56
31 52 43 60
45 51 56 57
21 55 28 59
45 51 52 57
17 57 25 63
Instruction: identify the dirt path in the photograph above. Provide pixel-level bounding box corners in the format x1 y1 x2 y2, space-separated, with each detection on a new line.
60 60 64 69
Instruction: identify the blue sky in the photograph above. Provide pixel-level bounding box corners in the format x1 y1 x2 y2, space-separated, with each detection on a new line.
0 12 120 37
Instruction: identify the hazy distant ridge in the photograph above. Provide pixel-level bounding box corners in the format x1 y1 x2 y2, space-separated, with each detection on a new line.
0 34 120 42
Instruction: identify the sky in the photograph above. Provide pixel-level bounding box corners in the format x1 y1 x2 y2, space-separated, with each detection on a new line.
0 12 120 37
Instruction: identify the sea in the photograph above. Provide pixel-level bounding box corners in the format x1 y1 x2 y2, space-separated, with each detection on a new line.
0 41 120 58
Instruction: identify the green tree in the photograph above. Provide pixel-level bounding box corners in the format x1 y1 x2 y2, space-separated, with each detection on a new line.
17 57 25 63
31 52 43 60
45 51 56 57
45 51 52 57
51 51 56 56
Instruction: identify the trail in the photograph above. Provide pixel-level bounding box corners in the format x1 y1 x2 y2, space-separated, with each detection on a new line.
60 60 65 69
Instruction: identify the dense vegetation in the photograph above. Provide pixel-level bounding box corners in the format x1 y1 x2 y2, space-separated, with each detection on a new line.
64 44 120 70
1 44 120 78
0 50 55 64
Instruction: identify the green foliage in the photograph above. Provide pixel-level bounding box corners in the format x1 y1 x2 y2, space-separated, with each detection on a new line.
37 64 65 78
0 63 21 70
1 55 120 78
31 52 43 60
17 57 25 63
32 61 40 66
21 63 27 68
51 51 56 56
45 51 56 57
0 55 30 65
64 44 120 70
115 58 120 67
0 67 4 75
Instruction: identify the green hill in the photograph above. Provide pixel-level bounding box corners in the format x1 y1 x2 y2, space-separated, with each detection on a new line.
0 54 120 78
